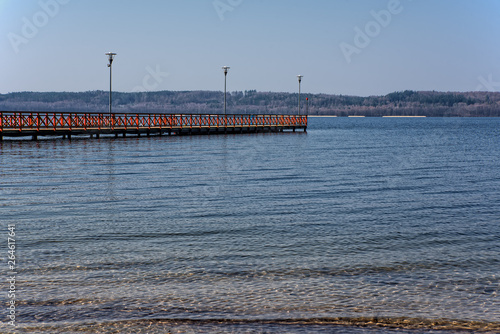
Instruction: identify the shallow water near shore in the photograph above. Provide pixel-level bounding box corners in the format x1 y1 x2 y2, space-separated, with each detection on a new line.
1 117 499 333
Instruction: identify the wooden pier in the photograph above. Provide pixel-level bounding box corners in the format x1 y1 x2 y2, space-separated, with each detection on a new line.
0 112 307 140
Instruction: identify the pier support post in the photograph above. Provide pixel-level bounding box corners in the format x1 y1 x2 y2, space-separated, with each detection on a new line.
32 135 37 141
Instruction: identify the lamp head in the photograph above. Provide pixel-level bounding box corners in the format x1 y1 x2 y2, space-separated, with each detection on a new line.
105 52 117 66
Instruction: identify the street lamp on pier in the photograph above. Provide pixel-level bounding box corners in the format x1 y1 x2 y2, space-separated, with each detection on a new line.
105 52 117 118
222 66 230 115
297 75 303 115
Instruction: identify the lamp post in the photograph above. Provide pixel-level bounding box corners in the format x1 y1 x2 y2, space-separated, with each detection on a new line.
105 52 117 118
222 66 230 115
297 75 303 115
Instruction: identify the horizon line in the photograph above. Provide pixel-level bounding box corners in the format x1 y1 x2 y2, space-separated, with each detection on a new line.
1 89 497 98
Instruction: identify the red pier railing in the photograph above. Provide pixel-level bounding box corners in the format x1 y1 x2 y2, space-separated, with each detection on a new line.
0 112 307 139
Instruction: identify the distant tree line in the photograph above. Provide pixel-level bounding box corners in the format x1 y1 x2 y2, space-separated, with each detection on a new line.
0 90 499 117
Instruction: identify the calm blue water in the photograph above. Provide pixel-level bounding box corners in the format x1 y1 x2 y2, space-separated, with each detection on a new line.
1 117 499 333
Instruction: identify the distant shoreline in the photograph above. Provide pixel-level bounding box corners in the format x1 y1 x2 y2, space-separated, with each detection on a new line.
382 115 427 117
309 115 428 118
1 90 499 117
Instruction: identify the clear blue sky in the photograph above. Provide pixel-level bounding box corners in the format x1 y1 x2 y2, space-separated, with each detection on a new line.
1 0 499 96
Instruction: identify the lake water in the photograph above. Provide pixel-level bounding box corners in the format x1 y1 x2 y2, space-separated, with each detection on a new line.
1 117 499 333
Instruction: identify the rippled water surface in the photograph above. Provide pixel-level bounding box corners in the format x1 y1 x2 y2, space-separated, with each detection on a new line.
1 117 499 333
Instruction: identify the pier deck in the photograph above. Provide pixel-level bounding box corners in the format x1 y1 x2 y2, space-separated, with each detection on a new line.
0 112 307 140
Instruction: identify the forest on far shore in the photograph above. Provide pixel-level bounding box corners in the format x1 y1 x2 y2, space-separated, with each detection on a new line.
1 90 499 117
